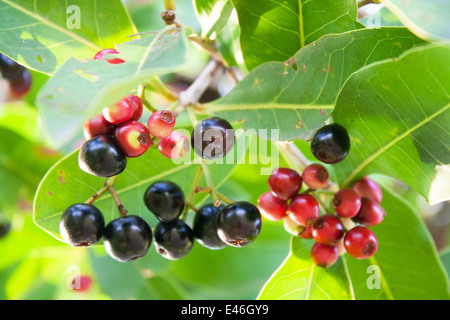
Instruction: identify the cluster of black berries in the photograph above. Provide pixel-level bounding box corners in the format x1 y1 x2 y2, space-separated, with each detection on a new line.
0 53 32 99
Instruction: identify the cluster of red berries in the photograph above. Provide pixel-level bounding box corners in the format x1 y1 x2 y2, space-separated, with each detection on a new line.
0 53 32 99
258 164 385 268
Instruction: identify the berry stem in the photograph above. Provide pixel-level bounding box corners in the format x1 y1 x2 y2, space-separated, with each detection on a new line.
164 0 176 11
181 165 203 221
200 161 228 207
137 84 156 113
278 141 310 170
147 76 179 103
313 193 332 215
84 176 117 205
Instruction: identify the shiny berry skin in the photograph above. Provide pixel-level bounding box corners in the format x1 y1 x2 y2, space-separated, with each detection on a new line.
78 135 127 178
158 131 190 159
353 177 383 204
287 193 319 226
191 117 235 160
143 180 185 223
193 203 227 250
353 197 385 227
344 226 378 259
72 275 92 293
257 191 287 221
147 110 176 139
103 215 152 263
283 216 313 239
311 242 339 268
267 167 302 201
217 201 262 247
333 188 362 218
0 221 11 238
102 97 134 125
9 68 32 98
302 163 329 189
310 123 350 164
83 113 115 140
128 95 143 121
114 121 151 157
93 48 125 64
0 53 23 80
312 214 345 245
59 203 105 247
154 219 195 260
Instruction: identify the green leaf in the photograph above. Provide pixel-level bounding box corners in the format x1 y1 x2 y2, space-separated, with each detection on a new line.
358 6 404 28
207 27 426 141
36 27 189 150
383 0 449 41
331 43 450 205
258 185 449 300
232 0 364 70
194 0 234 39
0 0 137 75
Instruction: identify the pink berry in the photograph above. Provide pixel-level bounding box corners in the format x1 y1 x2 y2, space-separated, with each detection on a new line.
267 167 302 201
353 197 385 227
302 163 329 189
83 113 116 140
127 95 143 121
103 97 134 125
158 131 190 159
312 214 345 245
344 226 378 259
353 177 383 203
311 242 339 268
257 191 287 221
114 121 151 157
147 110 176 139
72 275 92 292
333 188 362 218
93 48 125 64
287 193 319 226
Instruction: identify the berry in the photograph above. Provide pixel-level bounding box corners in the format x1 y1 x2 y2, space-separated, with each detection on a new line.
283 216 313 238
0 53 23 80
312 214 345 245
9 68 32 99
353 177 383 204
257 191 287 221
72 275 92 293
302 163 329 189
310 123 350 164
191 117 235 160
352 197 385 227
102 97 134 125
59 203 105 247
217 201 262 247
93 48 125 64
344 226 378 259
154 219 195 260
127 95 143 121
287 193 319 226
78 135 127 178
147 110 176 139
83 113 115 140
267 167 302 201
143 180 185 223
158 131 190 159
103 215 152 262
310 242 339 268
193 203 227 250
114 120 151 157
333 188 362 218
0 221 11 239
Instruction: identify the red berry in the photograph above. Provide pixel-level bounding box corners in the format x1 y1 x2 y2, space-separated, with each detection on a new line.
147 110 176 139
287 193 319 226
300 225 314 239
72 275 92 292
312 214 345 245
83 113 115 140
158 131 190 159
302 163 329 189
257 191 287 221
353 197 385 227
333 188 362 218
128 95 143 121
114 121 151 157
103 97 134 125
344 226 378 259
353 177 382 203
267 167 302 201
93 48 125 64
311 242 339 268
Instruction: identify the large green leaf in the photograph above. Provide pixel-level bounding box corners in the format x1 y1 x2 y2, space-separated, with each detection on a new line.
258 185 449 300
232 0 364 70
331 43 450 205
0 0 137 75
206 28 426 141
36 27 189 150
193 0 233 39
383 0 449 41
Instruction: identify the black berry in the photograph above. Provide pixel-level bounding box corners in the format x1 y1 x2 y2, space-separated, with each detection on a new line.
0 221 11 239
59 203 105 247
103 215 152 262
78 135 127 178
193 203 227 250
143 180 185 223
154 219 194 260
217 201 262 247
310 123 350 164
0 53 23 80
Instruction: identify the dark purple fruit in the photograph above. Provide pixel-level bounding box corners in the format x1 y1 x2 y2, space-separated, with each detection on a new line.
154 219 194 260
143 180 185 223
103 215 152 263
310 123 350 164
193 203 227 250
59 203 105 247
0 53 23 80
0 221 11 239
